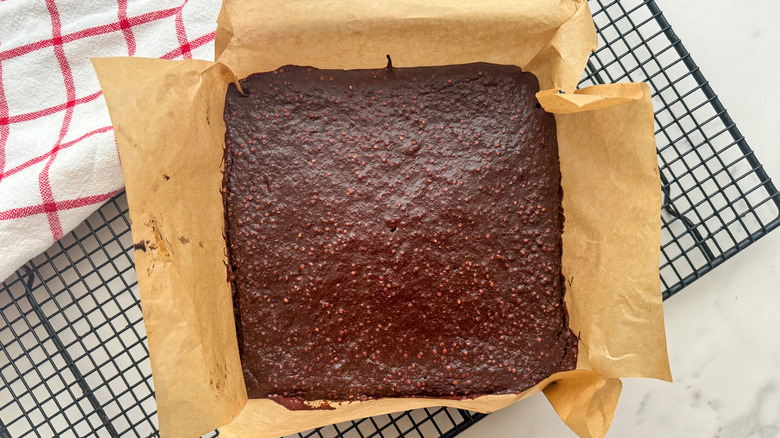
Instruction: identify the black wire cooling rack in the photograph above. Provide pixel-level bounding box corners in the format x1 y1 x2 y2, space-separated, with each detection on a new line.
2 0 779 437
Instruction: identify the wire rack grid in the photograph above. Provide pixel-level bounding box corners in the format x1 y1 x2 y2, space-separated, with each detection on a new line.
1 0 778 437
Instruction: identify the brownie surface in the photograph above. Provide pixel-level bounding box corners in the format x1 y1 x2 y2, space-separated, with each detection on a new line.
223 62 577 402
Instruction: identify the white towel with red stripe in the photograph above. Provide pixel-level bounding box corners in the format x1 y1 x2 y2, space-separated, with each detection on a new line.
0 0 220 282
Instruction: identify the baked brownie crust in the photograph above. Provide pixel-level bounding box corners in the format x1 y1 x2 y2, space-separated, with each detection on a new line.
223 63 577 401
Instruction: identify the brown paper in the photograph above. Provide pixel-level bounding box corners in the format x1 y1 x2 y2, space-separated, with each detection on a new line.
92 58 246 437
214 0 597 92
93 1 670 437
543 370 622 438
545 83 672 382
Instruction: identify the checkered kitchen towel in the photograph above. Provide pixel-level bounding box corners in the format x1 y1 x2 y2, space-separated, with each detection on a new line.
0 0 221 282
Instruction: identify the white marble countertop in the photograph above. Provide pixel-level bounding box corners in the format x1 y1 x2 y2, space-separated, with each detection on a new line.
460 0 780 436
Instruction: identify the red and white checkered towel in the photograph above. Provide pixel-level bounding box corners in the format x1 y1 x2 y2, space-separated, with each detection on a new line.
0 0 220 282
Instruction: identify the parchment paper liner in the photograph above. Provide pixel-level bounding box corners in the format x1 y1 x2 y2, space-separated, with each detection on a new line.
93 1 670 437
